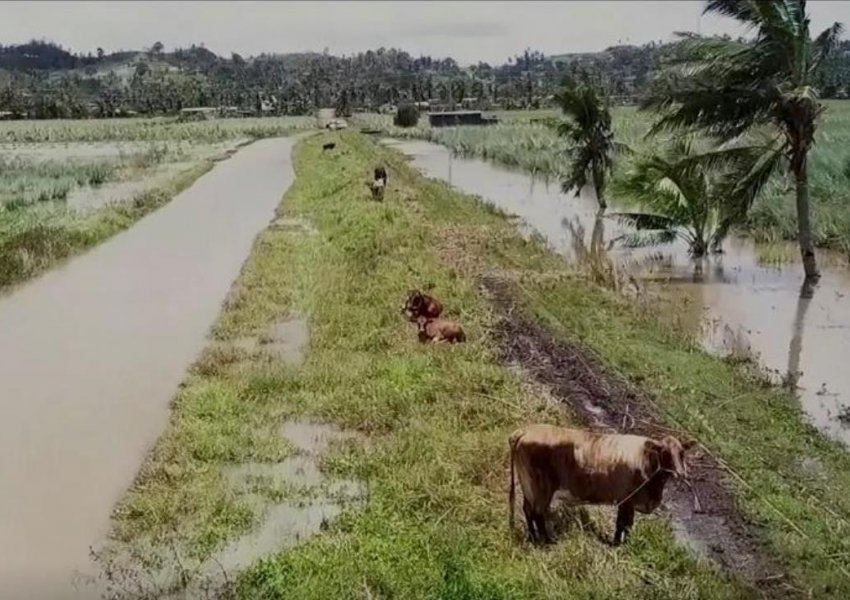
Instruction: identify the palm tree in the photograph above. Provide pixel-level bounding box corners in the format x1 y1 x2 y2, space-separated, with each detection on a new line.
556 80 619 212
643 0 844 280
612 137 773 257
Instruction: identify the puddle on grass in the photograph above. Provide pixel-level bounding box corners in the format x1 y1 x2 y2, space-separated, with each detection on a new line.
386 138 850 448
96 421 362 600
260 318 309 366
208 316 309 371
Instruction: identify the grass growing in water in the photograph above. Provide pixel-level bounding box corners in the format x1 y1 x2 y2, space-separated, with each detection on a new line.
0 161 212 288
0 118 309 290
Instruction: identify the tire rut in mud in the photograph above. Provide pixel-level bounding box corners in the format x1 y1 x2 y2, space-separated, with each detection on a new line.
481 275 799 599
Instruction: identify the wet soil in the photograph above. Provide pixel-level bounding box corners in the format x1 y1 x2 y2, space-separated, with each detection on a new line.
482 275 799 599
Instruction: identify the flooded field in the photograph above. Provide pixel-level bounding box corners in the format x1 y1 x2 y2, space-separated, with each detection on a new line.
0 137 297 597
387 138 850 447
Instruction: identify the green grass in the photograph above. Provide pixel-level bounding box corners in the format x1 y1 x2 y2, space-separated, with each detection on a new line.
355 101 850 255
111 130 850 599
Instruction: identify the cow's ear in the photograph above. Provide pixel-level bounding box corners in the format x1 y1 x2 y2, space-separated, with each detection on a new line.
644 440 662 452
644 439 662 467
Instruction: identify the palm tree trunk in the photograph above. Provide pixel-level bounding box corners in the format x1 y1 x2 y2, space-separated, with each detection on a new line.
794 158 820 280
593 165 607 212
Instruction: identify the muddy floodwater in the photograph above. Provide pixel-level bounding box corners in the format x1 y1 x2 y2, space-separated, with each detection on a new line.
0 137 296 597
386 138 850 447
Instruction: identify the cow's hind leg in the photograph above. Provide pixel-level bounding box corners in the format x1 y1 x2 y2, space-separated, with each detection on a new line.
522 498 538 542
614 503 635 546
533 486 555 544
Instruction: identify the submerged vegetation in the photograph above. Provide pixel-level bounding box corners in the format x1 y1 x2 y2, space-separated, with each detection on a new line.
0 117 309 289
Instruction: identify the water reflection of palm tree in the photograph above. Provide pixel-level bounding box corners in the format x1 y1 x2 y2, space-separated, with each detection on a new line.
787 280 817 388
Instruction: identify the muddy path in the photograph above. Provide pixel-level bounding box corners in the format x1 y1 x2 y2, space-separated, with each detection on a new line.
0 137 298 598
482 276 799 599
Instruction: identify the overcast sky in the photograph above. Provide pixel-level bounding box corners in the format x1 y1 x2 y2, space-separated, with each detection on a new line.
0 1 846 64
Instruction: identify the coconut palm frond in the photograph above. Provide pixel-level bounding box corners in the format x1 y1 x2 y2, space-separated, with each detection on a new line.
609 211 677 231
812 22 846 72
556 81 617 209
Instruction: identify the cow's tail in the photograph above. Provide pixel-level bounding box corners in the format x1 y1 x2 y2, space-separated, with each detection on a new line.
508 430 522 532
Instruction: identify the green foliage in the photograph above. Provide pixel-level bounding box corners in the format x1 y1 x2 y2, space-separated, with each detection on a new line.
643 0 846 276
614 136 781 255
394 103 420 128
556 80 619 209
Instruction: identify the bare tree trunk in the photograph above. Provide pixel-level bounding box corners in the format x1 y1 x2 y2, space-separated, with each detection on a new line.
794 158 820 280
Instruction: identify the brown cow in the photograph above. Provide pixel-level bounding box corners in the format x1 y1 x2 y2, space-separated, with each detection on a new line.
402 289 443 322
416 316 466 344
367 178 385 200
509 424 693 545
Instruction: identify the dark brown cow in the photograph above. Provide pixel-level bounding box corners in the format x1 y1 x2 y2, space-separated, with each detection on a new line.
509 424 693 545
402 289 443 322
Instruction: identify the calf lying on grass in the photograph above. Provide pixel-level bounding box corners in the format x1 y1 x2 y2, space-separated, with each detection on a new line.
416 316 466 344
509 424 694 545
402 289 443 322
322 142 336 151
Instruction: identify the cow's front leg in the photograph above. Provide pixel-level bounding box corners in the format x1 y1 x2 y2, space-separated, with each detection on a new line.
614 503 634 545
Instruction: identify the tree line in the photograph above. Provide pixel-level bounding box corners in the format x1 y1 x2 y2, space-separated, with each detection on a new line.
1 36 848 119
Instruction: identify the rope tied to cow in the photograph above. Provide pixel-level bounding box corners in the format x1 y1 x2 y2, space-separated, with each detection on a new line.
616 467 703 514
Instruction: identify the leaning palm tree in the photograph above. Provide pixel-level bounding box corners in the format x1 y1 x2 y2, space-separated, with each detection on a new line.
556 80 619 212
643 0 844 280
612 137 774 257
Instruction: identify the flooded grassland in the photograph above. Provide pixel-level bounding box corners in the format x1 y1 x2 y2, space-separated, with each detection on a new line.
0 116 312 290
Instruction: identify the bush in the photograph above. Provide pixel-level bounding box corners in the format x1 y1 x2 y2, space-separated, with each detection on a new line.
394 103 419 128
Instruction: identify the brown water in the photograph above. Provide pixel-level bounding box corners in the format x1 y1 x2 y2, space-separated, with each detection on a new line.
386 138 850 448
0 137 297 598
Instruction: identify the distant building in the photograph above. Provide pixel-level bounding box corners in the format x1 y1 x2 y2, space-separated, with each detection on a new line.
427 111 498 127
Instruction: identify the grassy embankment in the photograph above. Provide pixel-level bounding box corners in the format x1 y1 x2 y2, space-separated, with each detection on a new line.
355 102 850 257
0 116 313 289
114 132 850 598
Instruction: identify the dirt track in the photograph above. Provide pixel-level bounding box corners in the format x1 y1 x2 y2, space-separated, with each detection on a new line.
482 275 799 599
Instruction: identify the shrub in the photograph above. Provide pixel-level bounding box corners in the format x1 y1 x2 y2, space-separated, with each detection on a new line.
394 103 419 128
